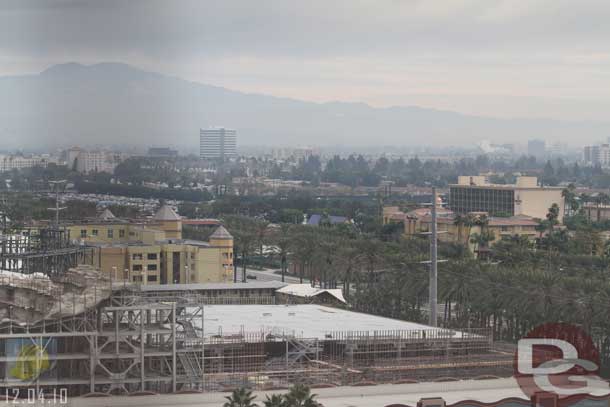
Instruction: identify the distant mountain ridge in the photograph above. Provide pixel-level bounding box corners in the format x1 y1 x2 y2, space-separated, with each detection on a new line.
0 62 607 150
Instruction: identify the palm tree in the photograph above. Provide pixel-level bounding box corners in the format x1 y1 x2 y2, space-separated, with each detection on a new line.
284 384 320 407
224 215 258 282
314 228 342 288
224 388 258 407
290 226 317 283
546 203 560 231
562 184 579 216
254 219 270 268
271 223 293 283
453 214 465 244
263 394 286 407
336 237 363 300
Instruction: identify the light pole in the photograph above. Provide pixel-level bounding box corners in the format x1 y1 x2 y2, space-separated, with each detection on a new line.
417 187 448 327
429 187 438 327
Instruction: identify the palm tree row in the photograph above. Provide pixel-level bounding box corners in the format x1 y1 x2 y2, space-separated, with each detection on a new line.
223 213 610 366
224 385 321 407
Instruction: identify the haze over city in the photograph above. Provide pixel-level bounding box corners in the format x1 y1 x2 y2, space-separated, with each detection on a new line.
2 2 610 406
2 0 610 149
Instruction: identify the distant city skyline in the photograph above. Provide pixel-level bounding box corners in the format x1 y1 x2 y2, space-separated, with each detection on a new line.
1 1 610 122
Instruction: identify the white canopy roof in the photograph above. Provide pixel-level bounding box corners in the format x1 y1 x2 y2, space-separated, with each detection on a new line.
276 284 346 303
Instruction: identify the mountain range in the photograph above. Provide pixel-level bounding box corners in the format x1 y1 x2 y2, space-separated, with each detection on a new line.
0 62 607 151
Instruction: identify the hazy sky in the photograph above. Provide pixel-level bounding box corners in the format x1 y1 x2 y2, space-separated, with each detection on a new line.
1 0 609 121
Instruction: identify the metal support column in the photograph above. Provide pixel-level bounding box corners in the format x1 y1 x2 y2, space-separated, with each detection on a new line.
172 303 177 393
140 308 145 390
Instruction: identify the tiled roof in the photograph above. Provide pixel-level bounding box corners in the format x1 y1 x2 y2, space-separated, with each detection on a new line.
153 205 181 221
98 208 116 220
209 225 233 240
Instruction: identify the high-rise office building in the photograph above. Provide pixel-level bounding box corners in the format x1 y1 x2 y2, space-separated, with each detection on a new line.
200 127 237 160
583 144 610 167
527 139 546 157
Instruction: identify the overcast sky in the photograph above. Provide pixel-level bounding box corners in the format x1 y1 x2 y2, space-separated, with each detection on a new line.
1 0 609 121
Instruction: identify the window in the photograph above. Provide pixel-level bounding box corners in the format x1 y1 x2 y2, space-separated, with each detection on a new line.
92 229 98 236
132 253 143 260
132 275 143 282
147 264 157 271
107 229 114 238
147 275 157 282
147 253 157 260
80 229 87 238
132 264 143 272
119 229 125 238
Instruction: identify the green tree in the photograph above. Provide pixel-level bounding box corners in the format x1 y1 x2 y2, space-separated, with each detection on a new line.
263 394 286 407
284 384 320 407
271 224 292 283
224 388 258 407
224 215 258 282
562 184 579 216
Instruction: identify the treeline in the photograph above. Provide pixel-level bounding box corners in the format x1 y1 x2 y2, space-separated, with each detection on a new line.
178 191 392 234
221 207 610 370
0 192 143 225
280 154 609 188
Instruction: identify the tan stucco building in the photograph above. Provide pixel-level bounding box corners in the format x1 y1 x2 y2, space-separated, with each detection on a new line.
450 176 565 222
67 206 234 285
383 206 541 252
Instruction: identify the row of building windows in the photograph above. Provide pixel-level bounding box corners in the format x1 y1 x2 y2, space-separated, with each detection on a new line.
132 253 157 260
132 264 158 271
450 187 515 216
80 229 125 238
132 275 158 282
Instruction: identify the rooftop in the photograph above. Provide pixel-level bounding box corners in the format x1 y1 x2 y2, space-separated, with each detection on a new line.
209 225 233 240
98 208 116 221
182 219 222 226
307 214 348 226
137 281 287 292
276 284 346 303
195 304 464 340
153 205 181 221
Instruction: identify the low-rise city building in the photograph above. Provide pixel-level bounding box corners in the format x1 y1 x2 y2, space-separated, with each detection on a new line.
449 175 565 222
65 146 129 173
383 205 541 251
0 153 55 172
66 205 234 284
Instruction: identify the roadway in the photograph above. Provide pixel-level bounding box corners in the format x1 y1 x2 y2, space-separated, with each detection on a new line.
65 377 610 407
244 267 307 284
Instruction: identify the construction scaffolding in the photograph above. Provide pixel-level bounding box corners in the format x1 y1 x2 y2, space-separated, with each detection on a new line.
0 288 514 396
0 228 92 276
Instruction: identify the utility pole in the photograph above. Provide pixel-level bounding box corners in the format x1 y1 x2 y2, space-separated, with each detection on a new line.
47 180 67 227
429 187 438 327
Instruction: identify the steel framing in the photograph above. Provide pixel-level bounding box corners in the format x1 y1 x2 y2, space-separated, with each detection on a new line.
0 228 92 276
0 286 513 396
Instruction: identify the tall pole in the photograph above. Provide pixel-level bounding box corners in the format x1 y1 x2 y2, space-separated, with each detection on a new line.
429 187 438 327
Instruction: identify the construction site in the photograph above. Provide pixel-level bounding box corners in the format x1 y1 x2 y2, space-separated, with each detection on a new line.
0 226 515 397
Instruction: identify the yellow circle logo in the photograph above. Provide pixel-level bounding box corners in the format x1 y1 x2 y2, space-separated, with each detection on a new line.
10 344 50 380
